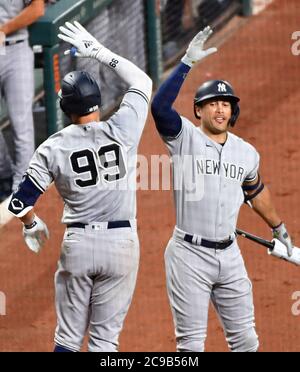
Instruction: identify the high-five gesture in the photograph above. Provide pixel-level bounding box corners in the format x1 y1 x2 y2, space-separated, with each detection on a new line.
58 21 108 61
182 26 217 67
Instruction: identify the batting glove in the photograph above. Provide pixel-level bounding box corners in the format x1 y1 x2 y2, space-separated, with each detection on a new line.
181 26 218 67
272 222 293 257
23 215 50 254
58 21 109 61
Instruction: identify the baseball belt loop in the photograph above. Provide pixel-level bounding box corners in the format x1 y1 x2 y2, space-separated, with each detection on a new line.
193 234 201 246
175 226 186 241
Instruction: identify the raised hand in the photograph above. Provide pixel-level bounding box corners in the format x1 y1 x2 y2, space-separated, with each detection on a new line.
182 26 218 67
58 21 107 60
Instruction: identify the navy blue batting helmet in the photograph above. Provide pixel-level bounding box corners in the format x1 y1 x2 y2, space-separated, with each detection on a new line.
194 80 240 126
59 71 101 117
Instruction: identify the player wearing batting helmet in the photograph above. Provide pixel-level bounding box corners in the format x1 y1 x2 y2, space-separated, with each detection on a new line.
58 70 102 118
151 26 294 352
8 21 152 352
193 80 240 126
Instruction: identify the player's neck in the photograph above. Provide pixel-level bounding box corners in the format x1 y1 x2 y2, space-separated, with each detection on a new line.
71 112 100 125
200 125 228 145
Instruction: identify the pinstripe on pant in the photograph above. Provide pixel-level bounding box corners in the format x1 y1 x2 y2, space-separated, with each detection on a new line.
165 227 259 352
0 40 35 190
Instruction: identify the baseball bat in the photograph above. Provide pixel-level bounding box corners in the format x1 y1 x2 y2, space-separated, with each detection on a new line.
236 228 300 266
236 229 274 249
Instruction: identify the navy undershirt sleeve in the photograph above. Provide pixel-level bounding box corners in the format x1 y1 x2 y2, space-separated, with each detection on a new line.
151 62 191 137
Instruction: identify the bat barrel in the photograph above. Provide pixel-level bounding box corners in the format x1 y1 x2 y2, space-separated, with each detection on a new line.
270 240 300 266
236 229 300 267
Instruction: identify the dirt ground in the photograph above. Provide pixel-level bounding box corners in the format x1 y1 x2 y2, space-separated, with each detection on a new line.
0 0 299 352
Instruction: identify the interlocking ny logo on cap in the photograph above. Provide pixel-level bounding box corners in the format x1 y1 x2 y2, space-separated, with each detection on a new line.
218 83 227 93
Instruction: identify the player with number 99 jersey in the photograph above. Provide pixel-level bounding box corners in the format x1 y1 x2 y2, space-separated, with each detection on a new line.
8 21 152 352
26 88 149 225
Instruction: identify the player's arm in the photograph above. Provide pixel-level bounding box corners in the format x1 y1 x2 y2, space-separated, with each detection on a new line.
8 174 50 254
243 176 293 257
243 176 279 226
7 144 53 254
57 21 152 103
0 0 45 36
151 27 217 138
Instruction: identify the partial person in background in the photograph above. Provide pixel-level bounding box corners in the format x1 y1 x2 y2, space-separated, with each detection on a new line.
0 0 45 202
161 0 195 59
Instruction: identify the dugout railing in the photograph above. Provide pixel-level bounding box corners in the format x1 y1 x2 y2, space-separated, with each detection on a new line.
0 0 253 138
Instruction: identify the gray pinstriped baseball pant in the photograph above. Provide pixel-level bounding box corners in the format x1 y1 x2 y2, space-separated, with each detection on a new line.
165 227 259 352
54 223 139 352
0 40 35 190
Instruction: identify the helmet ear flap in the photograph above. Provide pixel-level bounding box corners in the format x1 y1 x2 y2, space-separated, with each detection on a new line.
60 98 71 119
229 103 240 127
60 98 66 114
194 103 201 120
59 98 65 113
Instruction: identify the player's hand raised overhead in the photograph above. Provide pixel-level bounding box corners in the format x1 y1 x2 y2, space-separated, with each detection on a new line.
58 21 108 61
182 26 218 67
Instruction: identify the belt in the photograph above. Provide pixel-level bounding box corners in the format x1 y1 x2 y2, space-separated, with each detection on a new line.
5 39 24 46
67 220 131 230
184 234 233 250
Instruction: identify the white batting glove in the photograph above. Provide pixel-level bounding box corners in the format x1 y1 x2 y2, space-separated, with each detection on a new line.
181 26 218 67
57 21 109 61
23 215 50 254
272 223 293 257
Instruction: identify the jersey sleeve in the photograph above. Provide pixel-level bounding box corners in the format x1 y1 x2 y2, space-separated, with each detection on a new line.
107 89 150 146
26 142 54 193
162 117 194 156
245 147 260 182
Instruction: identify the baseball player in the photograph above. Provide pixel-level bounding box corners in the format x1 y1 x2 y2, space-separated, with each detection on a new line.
0 0 45 202
151 27 294 352
8 21 152 352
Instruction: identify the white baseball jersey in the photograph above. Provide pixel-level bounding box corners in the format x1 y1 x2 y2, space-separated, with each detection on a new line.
0 0 31 42
164 117 260 240
26 90 149 224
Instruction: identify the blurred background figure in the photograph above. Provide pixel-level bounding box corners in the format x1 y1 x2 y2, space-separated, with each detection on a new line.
161 0 239 61
161 0 196 59
0 0 45 202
